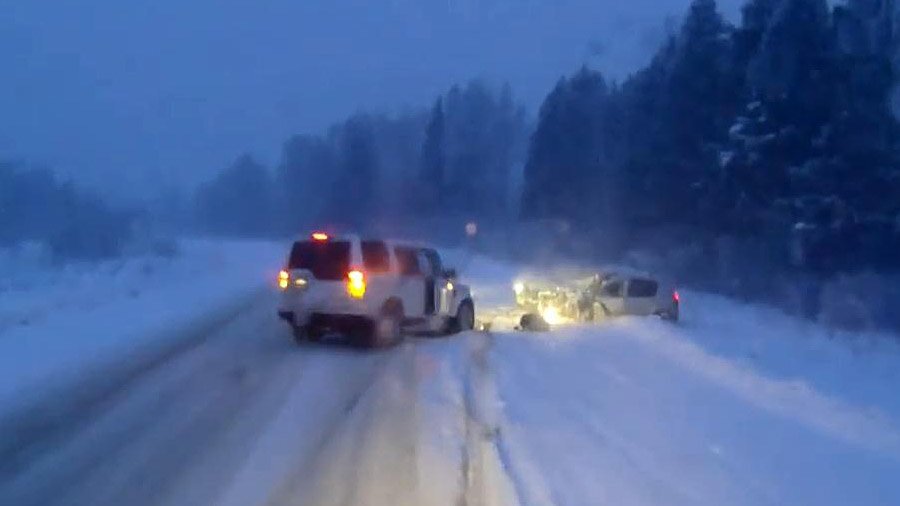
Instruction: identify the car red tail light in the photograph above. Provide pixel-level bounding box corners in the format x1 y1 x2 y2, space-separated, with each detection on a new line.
673 291 680 303
347 269 366 299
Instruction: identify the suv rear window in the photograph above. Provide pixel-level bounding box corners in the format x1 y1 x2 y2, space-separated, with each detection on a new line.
288 241 350 280
361 240 390 273
627 279 659 298
394 247 421 276
421 249 443 277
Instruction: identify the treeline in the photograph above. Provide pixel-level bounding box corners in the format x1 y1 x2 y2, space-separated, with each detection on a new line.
193 0 900 314
0 161 133 260
523 0 900 281
193 81 529 238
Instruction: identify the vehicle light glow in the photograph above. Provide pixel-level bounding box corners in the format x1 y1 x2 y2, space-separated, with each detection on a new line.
312 232 329 241
673 291 680 303
278 270 290 290
347 270 366 299
541 306 562 325
513 282 525 295
294 278 308 287
446 281 455 291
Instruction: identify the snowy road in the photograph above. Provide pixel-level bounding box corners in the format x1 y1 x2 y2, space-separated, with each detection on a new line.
0 290 512 506
1 245 899 505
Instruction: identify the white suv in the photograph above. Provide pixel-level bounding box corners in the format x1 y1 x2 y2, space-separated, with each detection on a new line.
277 232 475 347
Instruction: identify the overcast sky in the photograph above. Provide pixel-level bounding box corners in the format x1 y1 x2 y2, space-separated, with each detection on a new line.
0 0 744 198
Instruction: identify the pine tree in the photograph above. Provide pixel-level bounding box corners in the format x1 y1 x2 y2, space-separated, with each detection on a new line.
667 0 736 155
725 0 835 212
734 0 781 66
521 68 609 226
419 98 446 213
440 81 528 219
324 116 378 229
615 0 736 231
722 0 900 272
750 0 834 127
196 154 273 237
276 135 335 232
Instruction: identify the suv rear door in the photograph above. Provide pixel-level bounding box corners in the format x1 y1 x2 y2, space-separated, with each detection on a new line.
394 246 426 317
421 248 451 315
361 240 394 303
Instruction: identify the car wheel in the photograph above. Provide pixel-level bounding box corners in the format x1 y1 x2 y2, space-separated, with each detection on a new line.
449 301 475 334
662 309 680 323
519 313 550 332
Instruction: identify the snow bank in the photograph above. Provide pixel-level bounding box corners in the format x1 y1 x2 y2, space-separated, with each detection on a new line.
460 252 900 505
490 327 900 506
0 239 285 418
461 250 900 426
679 290 900 423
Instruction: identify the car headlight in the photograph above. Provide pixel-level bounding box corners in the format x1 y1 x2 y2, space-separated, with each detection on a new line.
541 306 562 325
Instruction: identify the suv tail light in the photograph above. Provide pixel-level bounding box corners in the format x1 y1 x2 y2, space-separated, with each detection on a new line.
673 291 680 304
278 270 290 290
347 270 367 299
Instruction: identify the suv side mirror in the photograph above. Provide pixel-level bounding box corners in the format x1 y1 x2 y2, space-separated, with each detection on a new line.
443 268 457 279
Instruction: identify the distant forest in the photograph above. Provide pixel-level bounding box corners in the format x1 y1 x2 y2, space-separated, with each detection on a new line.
522 0 900 277
195 1 900 275
193 81 529 239
0 162 132 260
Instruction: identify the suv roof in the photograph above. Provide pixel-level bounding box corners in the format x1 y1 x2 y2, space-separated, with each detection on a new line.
298 232 427 249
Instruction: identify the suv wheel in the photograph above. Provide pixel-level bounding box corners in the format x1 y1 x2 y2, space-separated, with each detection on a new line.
368 315 401 348
291 325 308 344
367 301 404 348
449 301 475 334
292 324 323 344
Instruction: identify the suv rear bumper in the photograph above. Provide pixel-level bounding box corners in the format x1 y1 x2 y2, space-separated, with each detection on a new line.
278 310 295 323
278 309 371 332
309 313 371 334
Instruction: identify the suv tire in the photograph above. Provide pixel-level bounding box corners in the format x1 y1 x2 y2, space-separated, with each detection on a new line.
366 300 404 348
291 325 309 345
448 300 475 334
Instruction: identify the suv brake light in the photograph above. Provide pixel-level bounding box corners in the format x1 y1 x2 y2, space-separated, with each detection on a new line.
347 270 366 299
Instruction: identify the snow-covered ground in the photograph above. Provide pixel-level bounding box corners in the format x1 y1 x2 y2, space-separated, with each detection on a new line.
489 324 900 505
1 241 899 506
0 239 285 417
